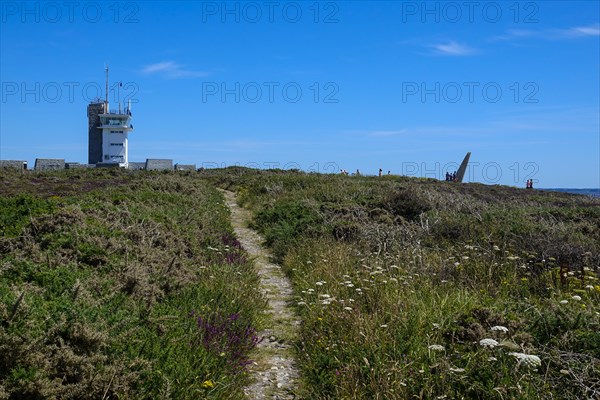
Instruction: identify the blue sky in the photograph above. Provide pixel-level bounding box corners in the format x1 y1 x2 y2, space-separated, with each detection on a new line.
1 1 598 187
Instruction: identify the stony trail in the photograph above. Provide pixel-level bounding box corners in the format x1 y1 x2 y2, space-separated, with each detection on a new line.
222 190 301 400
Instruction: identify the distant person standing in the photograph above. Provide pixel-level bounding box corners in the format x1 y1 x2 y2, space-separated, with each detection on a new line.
379 168 383 177
356 169 361 176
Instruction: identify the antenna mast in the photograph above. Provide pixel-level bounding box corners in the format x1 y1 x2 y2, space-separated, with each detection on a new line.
105 64 109 113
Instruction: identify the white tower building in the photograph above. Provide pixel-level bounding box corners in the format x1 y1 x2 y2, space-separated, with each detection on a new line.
99 103 133 166
88 66 133 167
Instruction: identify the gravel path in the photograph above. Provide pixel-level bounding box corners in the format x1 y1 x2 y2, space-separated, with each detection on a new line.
223 190 301 399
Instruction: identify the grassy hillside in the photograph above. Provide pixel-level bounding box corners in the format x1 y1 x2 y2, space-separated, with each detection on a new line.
207 167 600 399
2 167 599 399
0 169 264 399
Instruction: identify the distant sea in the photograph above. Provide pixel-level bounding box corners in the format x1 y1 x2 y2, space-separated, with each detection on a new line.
542 189 600 198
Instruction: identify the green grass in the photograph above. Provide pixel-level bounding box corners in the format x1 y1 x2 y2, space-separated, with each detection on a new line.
2 167 599 399
205 167 600 399
0 169 264 399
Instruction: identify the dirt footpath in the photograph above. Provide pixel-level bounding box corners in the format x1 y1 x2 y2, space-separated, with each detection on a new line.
222 190 301 399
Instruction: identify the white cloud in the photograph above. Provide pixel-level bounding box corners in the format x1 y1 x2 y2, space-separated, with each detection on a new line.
430 41 476 56
492 24 600 41
564 24 600 37
141 61 210 79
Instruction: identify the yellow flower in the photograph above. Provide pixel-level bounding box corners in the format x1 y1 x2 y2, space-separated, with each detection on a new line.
202 380 214 389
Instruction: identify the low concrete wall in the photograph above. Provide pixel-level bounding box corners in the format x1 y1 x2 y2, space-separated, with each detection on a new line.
175 163 196 171
34 158 65 171
0 160 27 170
66 163 94 169
127 162 146 170
145 159 173 171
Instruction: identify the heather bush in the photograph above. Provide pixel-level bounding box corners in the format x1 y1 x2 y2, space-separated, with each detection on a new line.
0 169 264 399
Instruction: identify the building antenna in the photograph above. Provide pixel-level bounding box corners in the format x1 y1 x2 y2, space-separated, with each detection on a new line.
105 64 109 113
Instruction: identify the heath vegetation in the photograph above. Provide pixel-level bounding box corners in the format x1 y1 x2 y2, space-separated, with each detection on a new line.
206 167 600 399
2 167 599 399
0 169 264 399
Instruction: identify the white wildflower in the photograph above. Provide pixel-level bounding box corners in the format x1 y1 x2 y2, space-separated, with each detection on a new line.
572 295 582 301
509 352 541 368
297 301 307 306
343 307 353 311
559 300 568 305
449 367 465 373
428 344 445 351
319 294 331 298
488 356 497 361
316 281 324 286
490 326 509 333
586 285 595 290
380 324 388 328
479 338 499 348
